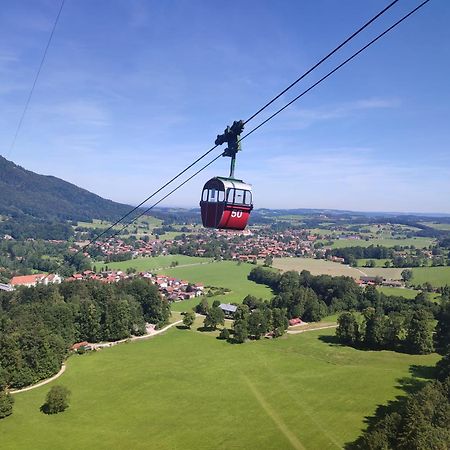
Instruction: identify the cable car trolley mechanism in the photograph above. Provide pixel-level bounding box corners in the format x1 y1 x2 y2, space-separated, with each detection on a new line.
200 120 253 230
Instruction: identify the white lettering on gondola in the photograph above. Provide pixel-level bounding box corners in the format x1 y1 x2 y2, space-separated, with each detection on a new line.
231 211 243 218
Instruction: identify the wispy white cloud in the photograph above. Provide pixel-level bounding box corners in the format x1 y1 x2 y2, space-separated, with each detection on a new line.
269 97 401 131
37 100 110 127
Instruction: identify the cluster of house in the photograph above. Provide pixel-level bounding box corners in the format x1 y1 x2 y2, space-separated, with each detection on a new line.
358 276 404 287
4 269 204 302
193 229 317 261
69 238 173 260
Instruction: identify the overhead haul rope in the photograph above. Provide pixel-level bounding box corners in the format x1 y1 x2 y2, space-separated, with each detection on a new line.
7 0 66 159
49 0 430 275
243 0 400 125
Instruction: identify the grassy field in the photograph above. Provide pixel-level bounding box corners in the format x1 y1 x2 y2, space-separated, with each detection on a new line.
411 266 450 287
419 221 450 231
2 328 439 450
164 261 273 312
376 286 418 299
98 255 210 272
357 267 405 280
357 258 390 268
329 237 434 249
78 216 164 236
272 258 363 279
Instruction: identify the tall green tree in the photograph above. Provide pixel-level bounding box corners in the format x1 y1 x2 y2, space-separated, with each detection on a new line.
363 308 386 349
42 385 71 414
336 312 359 345
0 389 14 419
182 311 195 329
203 307 224 330
435 300 450 354
406 309 434 354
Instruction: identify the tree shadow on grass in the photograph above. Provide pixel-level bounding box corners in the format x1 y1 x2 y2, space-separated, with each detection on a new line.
196 326 215 333
318 334 342 346
344 369 431 449
176 325 189 330
409 364 436 380
40 403 51 415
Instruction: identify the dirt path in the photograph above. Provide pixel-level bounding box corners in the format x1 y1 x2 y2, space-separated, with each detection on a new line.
287 324 337 335
10 320 182 395
11 364 66 395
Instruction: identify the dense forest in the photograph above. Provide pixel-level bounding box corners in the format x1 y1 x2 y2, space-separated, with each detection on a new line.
0 279 170 389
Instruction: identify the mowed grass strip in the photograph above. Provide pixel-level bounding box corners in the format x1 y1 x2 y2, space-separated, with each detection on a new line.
2 329 439 450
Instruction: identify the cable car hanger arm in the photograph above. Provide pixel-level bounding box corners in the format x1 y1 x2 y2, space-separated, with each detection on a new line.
214 120 244 178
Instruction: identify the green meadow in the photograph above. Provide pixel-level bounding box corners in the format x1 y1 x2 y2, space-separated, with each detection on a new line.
2 328 439 450
376 286 418 299
411 266 450 287
356 258 391 268
329 237 434 249
98 255 210 272
164 261 273 312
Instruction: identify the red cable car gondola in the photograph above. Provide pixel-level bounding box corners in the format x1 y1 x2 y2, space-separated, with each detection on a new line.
200 120 253 230
200 176 253 230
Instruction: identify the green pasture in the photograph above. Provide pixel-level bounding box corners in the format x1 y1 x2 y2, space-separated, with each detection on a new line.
272 257 362 279
358 267 405 280
77 219 120 230
157 231 191 241
77 216 163 234
97 255 210 272
2 328 439 450
419 221 450 231
411 266 450 288
357 258 391 268
328 237 434 249
376 286 419 299
165 261 273 312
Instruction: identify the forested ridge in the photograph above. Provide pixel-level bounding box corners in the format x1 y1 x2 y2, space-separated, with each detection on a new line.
0 155 132 222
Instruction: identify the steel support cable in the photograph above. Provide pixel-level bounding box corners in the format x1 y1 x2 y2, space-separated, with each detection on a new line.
7 0 66 158
72 144 219 252
243 0 400 125
106 154 223 241
240 0 431 144
62 154 222 266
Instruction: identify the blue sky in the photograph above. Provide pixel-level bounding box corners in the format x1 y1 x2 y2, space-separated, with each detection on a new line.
0 0 449 213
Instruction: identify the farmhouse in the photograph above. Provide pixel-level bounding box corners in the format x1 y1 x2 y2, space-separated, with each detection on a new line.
9 273 62 287
219 303 237 318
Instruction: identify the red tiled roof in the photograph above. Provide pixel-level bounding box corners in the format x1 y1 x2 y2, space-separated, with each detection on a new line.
10 274 46 286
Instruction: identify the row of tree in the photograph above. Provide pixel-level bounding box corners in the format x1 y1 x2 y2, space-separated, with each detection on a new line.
336 308 435 354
